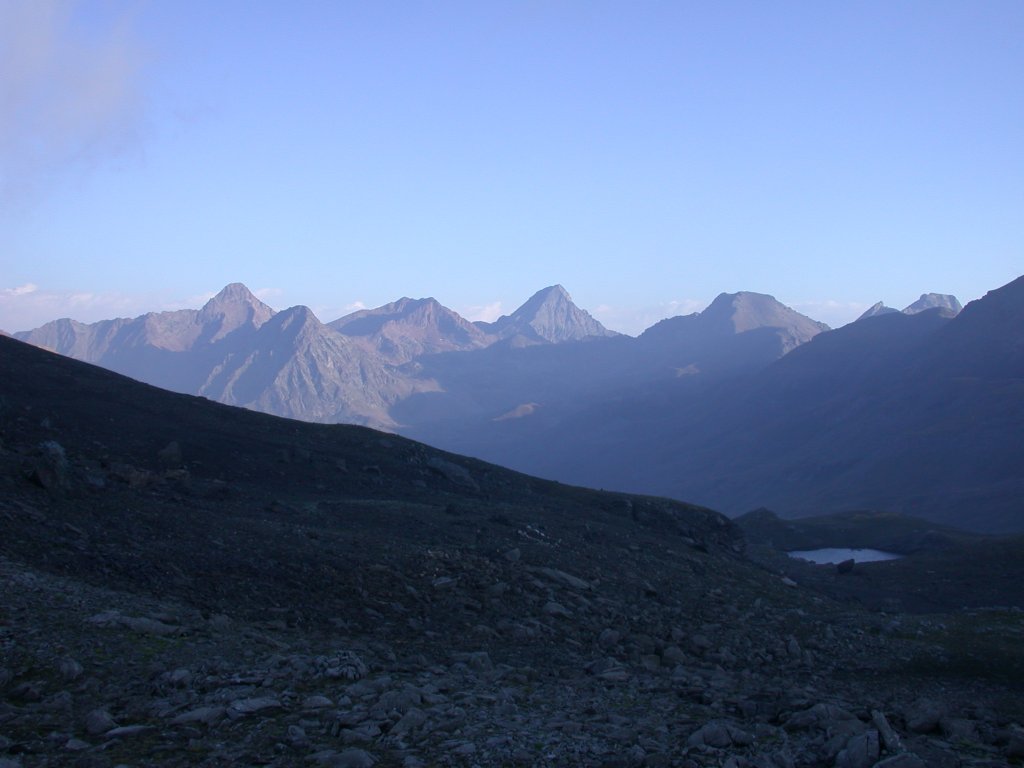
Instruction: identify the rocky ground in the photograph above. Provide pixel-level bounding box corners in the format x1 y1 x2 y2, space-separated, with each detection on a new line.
2 336 1023 767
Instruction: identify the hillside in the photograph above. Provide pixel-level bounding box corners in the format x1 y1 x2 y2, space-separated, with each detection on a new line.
3 335 1023 766
455 277 1024 533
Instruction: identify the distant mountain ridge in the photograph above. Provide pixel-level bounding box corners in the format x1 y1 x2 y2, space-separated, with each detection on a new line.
474 285 618 344
14 282 624 430
13 276 1016 532
459 277 1023 533
330 297 494 364
856 292 962 321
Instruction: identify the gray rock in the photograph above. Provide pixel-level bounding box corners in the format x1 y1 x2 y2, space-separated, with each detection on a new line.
835 730 879 768
59 657 83 681
318 650 368 681
544 600 572 617
84 708 117 735
121 616 180 636
939 717 978 741
661 644 686 665
226 697 282 719
687 721 751 749
391 707 427 736
171 706 225 725
164 667 192 688
598 628 621 648
870 710 901 753
531 566 592 590
871 755 927 768
28 440 70 491
303 695 334 710
786 636 802 659
341 724 382 744
905 698 946 734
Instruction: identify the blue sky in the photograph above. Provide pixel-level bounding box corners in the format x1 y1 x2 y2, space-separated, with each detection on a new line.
2 1 1021 334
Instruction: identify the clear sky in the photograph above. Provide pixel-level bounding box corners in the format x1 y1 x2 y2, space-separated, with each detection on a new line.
2 0 1021 335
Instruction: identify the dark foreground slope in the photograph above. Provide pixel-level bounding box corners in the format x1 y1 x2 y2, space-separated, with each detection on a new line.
2 336 1023 767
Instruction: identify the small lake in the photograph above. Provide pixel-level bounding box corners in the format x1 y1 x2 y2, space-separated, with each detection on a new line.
787 548 904 565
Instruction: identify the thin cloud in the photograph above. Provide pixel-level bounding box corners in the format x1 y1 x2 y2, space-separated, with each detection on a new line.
4 283 39 296
592 299 706 336
0 284 200 333
787 299 870 328
253 287 284 303
461 301 503 323
0 0 148 204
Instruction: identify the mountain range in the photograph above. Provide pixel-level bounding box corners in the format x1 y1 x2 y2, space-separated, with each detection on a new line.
15 275 1024 532
473 279 1023 532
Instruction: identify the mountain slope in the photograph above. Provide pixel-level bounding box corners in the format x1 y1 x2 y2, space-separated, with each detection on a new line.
493 278 1024 532
15 284 411 429
198 305 416 427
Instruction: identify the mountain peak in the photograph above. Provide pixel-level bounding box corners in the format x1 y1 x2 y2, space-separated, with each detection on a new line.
903 293 962 316
702 291 829 335
329 296 491 362
857 301 899 321
198 283 276 340
482 285 617 344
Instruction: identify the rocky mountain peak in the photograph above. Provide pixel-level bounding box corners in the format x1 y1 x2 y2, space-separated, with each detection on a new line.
700 292 829 336
480 285 617 344
330 296 491 362
198 283 276 341
857 301 899 321
903 293 962 316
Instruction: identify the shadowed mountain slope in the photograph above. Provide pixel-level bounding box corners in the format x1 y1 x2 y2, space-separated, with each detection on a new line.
15 283 276 394
478 277 1024 533
857 292 962 321
400 292 830 466
15 285 411 429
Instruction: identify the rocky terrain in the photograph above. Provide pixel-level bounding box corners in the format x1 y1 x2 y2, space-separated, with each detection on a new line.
2 335 1023 767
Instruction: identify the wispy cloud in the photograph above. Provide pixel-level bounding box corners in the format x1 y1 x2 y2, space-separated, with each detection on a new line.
0 284 203 333
0 0 148 204
592 298 706 336
461 301 503 323
787 299 871 328
5 283 39 297
253 287 284 303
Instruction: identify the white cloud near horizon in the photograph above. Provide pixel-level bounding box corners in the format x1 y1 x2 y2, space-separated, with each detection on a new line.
0 284 202 333
0 0 148 204
592 299 706 337
461 301 503 323
787 299 871 329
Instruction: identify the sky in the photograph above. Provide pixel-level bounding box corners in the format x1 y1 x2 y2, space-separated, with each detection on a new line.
1 0 1022 335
